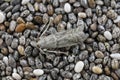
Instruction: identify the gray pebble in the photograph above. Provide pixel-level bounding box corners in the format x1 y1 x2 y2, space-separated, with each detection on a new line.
6 66 12 76
35 57 43 69
20 59 28 67
0 60 5 70
12 4 20 13
90 74 98 80
11 38 18 49
25 14 33 22
73 73 81 80
6 76 14 80
53 0 59 7
44 62 53 69
5 35 13 46
112 27 120 38
12 12 20 20
39 3 47 13
17 66 23 77
0 2 9 11
79 50 88 60
19 36 25 45
4 5 13 13
68 13 77 24
80 0 88 8
24 46 32 56
8 55 16 68
28 57 35 66
7 12 12 18
20 10 30 17
61 71 72 78
98 42 106 52
27 3 35 12
9 20 16 32
11 0 21 5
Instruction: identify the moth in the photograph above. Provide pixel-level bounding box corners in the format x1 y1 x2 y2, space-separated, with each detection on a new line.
37 18 88 49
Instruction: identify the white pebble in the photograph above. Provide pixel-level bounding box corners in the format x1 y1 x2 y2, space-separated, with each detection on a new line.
0 12 5 23
104 31 112 40
64 3 71 13
114 16 120 23
110 53 120 60
22 0 30 5
33 69 44 76
3 56 8 66
12 73 21 80
74 61 84 73
78 12 87 18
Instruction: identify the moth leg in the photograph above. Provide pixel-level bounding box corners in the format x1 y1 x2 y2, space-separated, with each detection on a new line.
40 17 53 37
44 49 69 55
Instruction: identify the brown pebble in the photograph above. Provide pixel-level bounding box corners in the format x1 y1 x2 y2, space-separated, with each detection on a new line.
18 45 25 56
97 35 106 42
90 23 97 31
95 51 104 58
92 66 103 74
23 67 33 72
4 21 9 27
104 66 110 75
35 0 41 3
30 78 37 80
0 24 5 31
117 21 120 28
34 16 43 24
17 17 25 24
111 59 119 69
26 22 36 29
43 13 49 24
57 23 65 32
15 23 26 32
111 72 119 80
107 9 117 19
86 38 94 43
54 15 62 25
47 4 54 16
88 0 95 8
1 47 8 55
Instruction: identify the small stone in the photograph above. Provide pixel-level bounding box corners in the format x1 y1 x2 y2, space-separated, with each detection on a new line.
95 51 104 58
112 27 120 38
19 36 25 45
104 31 112 40
22 0 30 5
3 56 8 66
26 22 36 29
88 0 95 8
27 3 35 12
107 9 117 19
9 20 16 32
33 69 44 76
0 11 5 23
111 59 119 69
110 53 120 60
15 23 26 32
34 16 43 24
78 12 87 18
18 45 25 56
74 61 84 73
0 24 5 31
90 23 97 31
47 4 54 16
114 16 120 23
34 2 39 11
64 3 71 13
12 73 21 80
17 17 25 24
92 66 103 74
39 3 47 13
54 15 62 24
81 0 88 8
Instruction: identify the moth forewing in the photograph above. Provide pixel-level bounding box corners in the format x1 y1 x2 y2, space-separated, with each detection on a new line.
37 27 88 49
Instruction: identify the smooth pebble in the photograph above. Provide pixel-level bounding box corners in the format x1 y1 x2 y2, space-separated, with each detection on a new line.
64 3 71 13
12 73 21 80
33 69 44 76
92 66 103 74
104 31 112 40
74 61 84 73
22 0 30 5
0 12 5 23
110 53 120 60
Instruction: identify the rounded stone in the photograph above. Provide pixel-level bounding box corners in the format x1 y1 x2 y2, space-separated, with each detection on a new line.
0 11 5 23
92 66 103 74
104 31 112 40
22 0 30 5
95 51 104 58
15 23 26 32
74 61 84 73
12 73 21 80
78 12 87 18
33 69 44 76
64 3 71 13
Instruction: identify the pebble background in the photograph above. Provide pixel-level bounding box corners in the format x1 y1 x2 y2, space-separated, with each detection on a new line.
0 0 120 80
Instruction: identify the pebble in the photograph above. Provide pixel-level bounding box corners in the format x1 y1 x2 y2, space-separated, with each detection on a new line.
54 15 62 24
0 11 5 23
15 23 26 32
88 0 95 8
22 0 30 5
64 3 71 13
81 0 88 8
27 3 35 12
78 12 87 18
18 45 25 56
104 31 112 40
33 69 44 76
92 66 103 74
114 16 120 23
0 24 5 31
111 59 119 69
9 20 16 32
110 53 120 60
74 61 84 73
112 27 120 38
12 73 21 80
95 51 104 58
